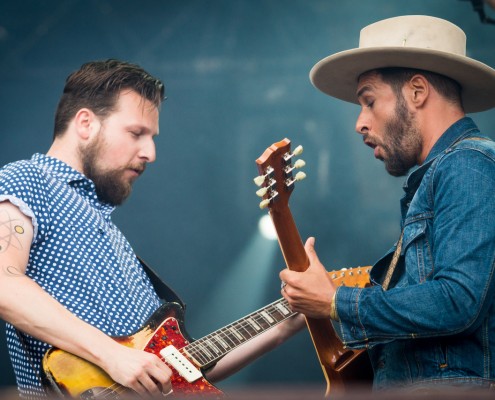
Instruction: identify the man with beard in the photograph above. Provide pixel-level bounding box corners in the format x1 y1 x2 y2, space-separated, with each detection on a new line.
280 16 495 392
0 59 304 398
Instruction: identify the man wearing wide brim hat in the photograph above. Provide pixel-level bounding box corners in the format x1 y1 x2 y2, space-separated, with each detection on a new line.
281 15 495 392
311 15 495 113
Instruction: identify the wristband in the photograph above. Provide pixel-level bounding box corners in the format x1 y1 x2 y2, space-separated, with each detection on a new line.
329 292 338 320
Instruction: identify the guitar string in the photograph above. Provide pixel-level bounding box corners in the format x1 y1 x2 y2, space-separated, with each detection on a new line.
190 300 290 348
185 299 295 363
191 298 291 349
193 302 290 353
187 318 282 363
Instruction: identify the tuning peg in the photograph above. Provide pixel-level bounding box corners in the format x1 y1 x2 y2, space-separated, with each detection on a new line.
259 199 271 209
293 145 303 156
258 190 279 209
295 171 306 181
294 159 305 169
253 175 265 187
254 166 274 187
256 187 268 197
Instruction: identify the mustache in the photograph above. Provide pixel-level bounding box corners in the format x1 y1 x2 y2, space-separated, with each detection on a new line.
128 163 147 175
362 134 377 148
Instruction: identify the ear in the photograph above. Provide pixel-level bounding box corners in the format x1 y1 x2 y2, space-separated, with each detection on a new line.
405 74 429 109
73 108 101 140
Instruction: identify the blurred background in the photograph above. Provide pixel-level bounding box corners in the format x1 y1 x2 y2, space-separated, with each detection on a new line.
0 0 494 393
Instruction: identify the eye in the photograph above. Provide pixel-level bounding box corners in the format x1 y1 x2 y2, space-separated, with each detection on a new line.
366 100 374 109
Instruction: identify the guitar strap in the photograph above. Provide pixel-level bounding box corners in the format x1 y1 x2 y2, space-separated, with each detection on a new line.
381 231 403 291
137 256 185 308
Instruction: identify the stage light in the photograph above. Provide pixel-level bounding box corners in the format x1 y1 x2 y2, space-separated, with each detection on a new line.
258 214 277 241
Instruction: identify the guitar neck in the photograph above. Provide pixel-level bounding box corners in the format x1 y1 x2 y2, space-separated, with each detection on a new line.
183 298 295 368
270 207 308 272
253 139 374 395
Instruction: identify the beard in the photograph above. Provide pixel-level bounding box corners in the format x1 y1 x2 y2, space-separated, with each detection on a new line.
380 94 423 177
80 136 145 206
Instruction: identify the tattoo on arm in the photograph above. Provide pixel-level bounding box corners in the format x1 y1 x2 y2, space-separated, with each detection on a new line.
2 265 25 277
0 209 26 254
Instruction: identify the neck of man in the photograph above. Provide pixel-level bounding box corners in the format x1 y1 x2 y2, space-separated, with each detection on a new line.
416 102 465 165
46 134 84 174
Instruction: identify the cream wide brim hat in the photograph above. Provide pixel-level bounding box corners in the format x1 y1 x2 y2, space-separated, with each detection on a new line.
310 15 495 113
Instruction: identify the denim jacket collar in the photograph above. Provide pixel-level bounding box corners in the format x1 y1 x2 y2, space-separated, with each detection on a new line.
403 117 479 196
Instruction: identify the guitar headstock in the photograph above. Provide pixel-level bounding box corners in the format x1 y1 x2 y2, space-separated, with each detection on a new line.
254 138 306 212
329 266 372 288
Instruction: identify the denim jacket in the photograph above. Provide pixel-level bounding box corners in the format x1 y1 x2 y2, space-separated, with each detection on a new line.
334 117 495 390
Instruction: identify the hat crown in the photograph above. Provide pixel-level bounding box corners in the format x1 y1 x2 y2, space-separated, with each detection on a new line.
359 15 466 57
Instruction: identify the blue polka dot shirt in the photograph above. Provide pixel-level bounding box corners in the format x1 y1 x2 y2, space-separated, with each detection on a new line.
0 153 162 397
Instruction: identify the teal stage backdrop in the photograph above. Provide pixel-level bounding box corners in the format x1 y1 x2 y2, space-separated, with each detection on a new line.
0 0 494 392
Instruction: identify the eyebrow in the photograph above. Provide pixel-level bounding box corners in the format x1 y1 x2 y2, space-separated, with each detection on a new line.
356 85 374 99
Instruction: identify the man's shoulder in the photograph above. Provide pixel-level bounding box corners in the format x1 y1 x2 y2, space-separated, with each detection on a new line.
432 137 495 183
454 135 495 154
0 157 51 192
1 157 40 174
447 135 495 163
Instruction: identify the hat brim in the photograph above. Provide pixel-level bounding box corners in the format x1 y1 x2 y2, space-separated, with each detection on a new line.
310 47 495 113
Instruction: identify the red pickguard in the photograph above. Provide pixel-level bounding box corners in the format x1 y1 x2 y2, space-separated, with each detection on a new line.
143 317 222 396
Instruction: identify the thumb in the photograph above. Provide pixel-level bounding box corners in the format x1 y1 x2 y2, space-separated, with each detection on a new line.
304 237 324 269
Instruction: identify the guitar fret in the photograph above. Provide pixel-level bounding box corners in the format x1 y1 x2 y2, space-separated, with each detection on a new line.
260 310 275 324
266 307 285 322
190 329 237 365
193 341 216 362
276 302 291 316
183 346 209 366
203 337 222 355
252 316 270 332
211 333 230 350
217 328 237 349
221 328 242 348
232 319 255 340
247 317 261 331
230 327 244 341
239 320 258 338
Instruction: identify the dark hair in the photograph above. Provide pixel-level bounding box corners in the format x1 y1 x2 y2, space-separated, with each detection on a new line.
373 67 463 109
53 59 165 138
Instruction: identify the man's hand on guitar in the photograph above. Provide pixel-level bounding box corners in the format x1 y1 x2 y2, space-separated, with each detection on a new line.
102 343 173 397
280 237 336 319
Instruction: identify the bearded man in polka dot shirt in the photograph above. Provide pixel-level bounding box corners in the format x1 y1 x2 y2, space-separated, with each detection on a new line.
0 59 304 398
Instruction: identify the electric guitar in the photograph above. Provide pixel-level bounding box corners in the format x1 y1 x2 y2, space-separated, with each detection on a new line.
41 268 370 398
254 138 374 396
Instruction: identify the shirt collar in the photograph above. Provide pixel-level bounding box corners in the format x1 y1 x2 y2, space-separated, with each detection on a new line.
403 117 480 194
31 153 85 183
422 116 480 164
31 153 115 215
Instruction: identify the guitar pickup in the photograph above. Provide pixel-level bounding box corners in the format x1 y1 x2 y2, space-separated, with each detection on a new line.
160 346 203 383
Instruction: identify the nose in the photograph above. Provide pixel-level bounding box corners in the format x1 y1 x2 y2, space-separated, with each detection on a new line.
140 137 156 163
355 108 370 136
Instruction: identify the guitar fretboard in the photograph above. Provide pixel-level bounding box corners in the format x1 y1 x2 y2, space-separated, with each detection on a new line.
183 298 295 367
